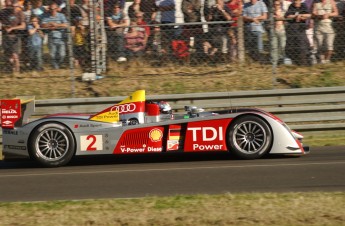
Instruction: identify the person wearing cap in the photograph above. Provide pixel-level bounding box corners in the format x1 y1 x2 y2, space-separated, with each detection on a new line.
0 0 26 73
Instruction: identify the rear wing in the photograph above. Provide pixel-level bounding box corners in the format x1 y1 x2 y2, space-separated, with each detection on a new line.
89 90 146 123
0 97 35 129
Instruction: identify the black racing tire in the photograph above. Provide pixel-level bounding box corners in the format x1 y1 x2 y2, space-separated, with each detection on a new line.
228 115 273 160
29 123 75 167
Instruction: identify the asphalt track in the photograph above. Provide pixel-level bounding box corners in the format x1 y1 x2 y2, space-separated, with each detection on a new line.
0 146 344 202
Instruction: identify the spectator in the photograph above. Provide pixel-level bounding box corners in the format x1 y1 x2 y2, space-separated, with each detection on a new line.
31 0 47 19
61 0 84 25
280 0 292 13
23 0 32 23
146 22 167 60
140 0 158 23
313 0 338 63
285 0 311 65
135 11 150 46
0 0 26 73
243 0 268 60
155 0 175 47
106 3 128 62
272 0 289 63
104 0 126 15
81 0 90 14
226 0 242 61
204 0 232 59
124 20 147 58
71 16 90 71
53 0 66 12
303 0 316 65
155 0 175 24
79 0 90 26
181 0 202 52
41 2 68 69
27 15 44 71
128 0 142 20
181 0 201 24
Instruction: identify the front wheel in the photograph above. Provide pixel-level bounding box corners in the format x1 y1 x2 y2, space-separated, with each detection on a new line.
29 123 75 167
228 115 273 159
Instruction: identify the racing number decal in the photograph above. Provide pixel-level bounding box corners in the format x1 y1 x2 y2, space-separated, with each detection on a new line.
86 135 97 151
80 135 103 151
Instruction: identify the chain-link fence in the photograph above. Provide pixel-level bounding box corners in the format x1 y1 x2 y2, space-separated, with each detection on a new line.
0 0 344 99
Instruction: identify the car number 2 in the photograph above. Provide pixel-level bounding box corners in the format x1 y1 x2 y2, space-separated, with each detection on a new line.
80 135 103 151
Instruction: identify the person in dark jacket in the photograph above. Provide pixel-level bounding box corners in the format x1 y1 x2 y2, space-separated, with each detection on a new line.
285 0 311 65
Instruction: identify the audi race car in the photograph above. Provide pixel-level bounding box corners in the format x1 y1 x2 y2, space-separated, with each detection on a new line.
0 90 309 167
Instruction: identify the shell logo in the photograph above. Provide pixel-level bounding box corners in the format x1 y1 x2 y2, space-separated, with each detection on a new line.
149 128 163 142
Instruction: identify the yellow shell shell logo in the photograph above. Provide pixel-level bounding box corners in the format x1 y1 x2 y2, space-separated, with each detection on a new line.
149 129 163 142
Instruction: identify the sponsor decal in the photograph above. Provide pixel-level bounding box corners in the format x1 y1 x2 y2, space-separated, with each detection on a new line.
167 140 179 151
2 120 13 125
1 109 17 114
148 146 162 152
121 144 146 153
110 103 136 113
192 144 224 150
185 120 230 152
75 124 102 128
149 128 163 142
120 144 162 153
80 135 103 151
1 99 21 129
4 115 19 119
3 129 18 135
91 110 120 123
4 145 26 150
187 127 224 141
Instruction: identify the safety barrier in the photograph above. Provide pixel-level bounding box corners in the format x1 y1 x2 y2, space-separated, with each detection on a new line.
18 86 345 130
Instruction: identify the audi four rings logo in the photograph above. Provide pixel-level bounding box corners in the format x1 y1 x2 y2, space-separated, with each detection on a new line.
111 103 136 113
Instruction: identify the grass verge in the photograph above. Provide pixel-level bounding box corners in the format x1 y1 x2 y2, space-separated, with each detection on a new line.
0 192 344 226
303 130 345 147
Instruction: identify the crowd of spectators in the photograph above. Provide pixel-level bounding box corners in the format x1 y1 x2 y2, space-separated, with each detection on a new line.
0 0 344 74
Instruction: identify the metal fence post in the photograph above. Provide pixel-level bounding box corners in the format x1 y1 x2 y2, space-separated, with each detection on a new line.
66 0 76 98
237 16 245 64
269 0 277 88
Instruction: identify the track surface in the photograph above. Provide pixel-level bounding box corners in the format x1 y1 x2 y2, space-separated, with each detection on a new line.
0 146 344 202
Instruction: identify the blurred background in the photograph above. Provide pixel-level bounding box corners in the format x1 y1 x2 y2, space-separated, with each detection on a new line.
0 0 345 99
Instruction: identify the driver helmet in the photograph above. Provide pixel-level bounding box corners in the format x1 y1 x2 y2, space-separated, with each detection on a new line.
158 101 172 114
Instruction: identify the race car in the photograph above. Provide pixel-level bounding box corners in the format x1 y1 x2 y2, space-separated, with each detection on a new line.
0 90 309 167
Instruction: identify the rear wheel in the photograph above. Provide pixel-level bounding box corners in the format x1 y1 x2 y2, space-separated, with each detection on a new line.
228 115 272 159
29 123 75 167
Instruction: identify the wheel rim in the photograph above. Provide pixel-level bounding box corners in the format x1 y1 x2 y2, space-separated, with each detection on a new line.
35 128 70 161
232 120 267 154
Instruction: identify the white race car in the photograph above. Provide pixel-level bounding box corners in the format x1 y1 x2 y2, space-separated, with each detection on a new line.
0 90 309 167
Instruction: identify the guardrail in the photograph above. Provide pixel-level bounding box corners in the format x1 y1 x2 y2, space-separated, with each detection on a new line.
31 86 345 131
1 86 345 147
